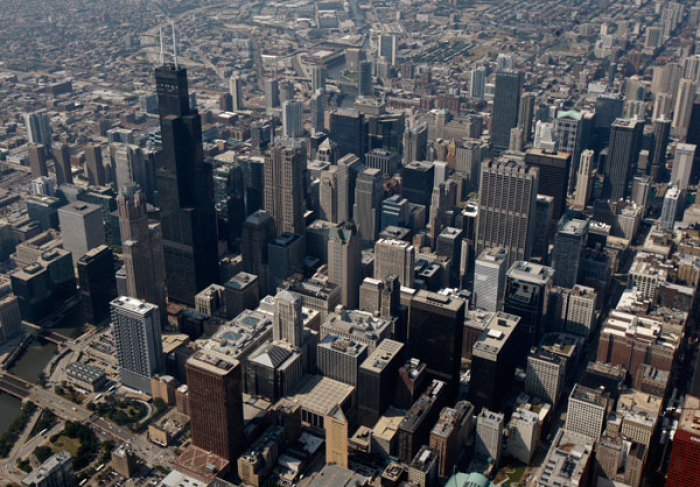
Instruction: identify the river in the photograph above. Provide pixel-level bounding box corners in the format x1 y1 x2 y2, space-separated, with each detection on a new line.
0 306 86 435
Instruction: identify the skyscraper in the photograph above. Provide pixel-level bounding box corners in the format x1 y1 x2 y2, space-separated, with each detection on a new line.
117 189 167 326
660 185 681 230
354 60 371 99
475 159 539 269
330 110 366 159
273 290 303 347
378 35 398 65
469 66 486 99
52 143 73 185
242 210 275 296
473 247 508 312
491 69 523 150
554 110 594 193
551 212 589 289
336 154 362 223
374 238 414 288
28 144 48 178
282 99 304 138
186 349 244 463
84 144 106 187
524 149 571 224
503 261 554 361
408 290 465 397
603 118 643 201
264 78 280 113
155 64 220 305
402 161 435 208
353 168 383 246
518 92 536 144
357 339 404 427
24 110 52 150
651 118 671 181
311 65 326 93
403 122 428 165
58 201 106 267
77 245 117 324
475 410 504 467
573 149 594 209
671 142 696 192
666 395 700 487
111 296 162 394
673 78 696 141
328 223 361 308
229 75 243 111
319 167 338 223
264 142 306 236
311 91 324 133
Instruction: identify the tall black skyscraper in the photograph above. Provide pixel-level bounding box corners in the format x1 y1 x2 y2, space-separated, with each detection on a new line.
602 118 643 201
155 65 219 305
491 69 523 150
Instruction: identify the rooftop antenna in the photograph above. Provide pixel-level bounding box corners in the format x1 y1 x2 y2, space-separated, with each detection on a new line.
171 20 179 69
159 26 164 65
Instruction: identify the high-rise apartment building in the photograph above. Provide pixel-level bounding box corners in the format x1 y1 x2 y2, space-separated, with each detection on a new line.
117 189 167 325
565 384 611 440
475 409 504 467
328 223 361 308
111 296 162 394
265 143 306 236
155 64 219 305
525 348 565 407
374 238 414 288
353 168 383 246
491 69 523 149
475 159 539 269
186 349 244 463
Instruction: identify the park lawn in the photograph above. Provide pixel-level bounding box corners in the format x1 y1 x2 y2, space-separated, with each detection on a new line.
506 465 526 485
51 436 82 457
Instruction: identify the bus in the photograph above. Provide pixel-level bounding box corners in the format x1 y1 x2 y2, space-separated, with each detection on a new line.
38 429 48 436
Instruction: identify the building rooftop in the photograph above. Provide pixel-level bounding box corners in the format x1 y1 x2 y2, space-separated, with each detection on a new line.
66 362 106 382
569 383 610 408
472 312 520 358
536 428 594 487
287 375 355 419
412 289 465 313
224 272 257 290
506 261 554 284
318 335 367 358
203 309 272 360
111 296 158 316
359 339 403 374
399 380 446 433
21 450 72 484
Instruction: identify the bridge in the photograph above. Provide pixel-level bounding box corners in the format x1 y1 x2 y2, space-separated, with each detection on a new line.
23 322 71 345
0 372 32 399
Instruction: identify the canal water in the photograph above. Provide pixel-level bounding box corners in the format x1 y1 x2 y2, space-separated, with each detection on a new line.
0 306 86 434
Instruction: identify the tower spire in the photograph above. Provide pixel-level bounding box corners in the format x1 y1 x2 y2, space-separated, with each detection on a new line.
171 21 178 69
159 26 164 65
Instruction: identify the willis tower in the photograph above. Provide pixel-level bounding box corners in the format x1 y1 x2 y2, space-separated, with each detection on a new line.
155 64 219 305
